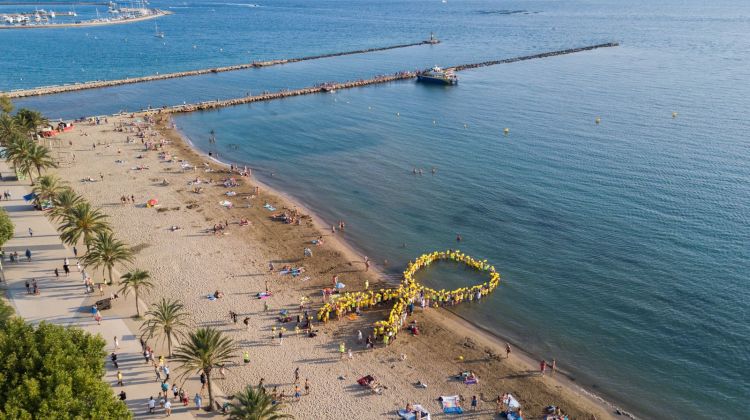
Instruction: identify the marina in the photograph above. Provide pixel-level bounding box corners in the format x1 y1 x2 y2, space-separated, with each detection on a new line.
0 1 168 30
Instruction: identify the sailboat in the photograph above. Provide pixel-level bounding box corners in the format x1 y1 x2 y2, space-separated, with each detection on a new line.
154 23 164 38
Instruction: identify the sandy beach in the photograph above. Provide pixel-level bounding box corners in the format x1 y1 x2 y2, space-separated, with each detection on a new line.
44 113 622 419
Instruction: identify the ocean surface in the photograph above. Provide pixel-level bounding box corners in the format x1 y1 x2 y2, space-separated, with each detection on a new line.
3 0 749 418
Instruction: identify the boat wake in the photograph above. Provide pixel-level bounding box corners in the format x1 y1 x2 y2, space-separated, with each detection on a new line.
476 10 537 16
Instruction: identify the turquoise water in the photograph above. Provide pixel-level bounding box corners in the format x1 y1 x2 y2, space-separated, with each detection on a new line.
5 0 750 418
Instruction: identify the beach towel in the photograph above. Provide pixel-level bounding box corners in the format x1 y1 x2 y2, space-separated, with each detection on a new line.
225 191 237 196
504 394 520 410
441 396 463 414
256 292 272 299
464 377 478 385
263 203 276 211
219 200 233 208
398 404 431 420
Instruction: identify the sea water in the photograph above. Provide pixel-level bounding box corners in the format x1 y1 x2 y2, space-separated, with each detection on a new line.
4 0 749 418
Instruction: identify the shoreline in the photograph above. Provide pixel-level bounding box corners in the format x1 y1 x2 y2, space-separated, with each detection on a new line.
46 113 628 419
0 10 171 30
171 117 635 419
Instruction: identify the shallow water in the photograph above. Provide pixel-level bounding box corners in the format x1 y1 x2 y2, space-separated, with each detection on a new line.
5 0 750 418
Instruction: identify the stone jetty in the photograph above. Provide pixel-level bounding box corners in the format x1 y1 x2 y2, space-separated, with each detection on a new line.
2 39 440 99
136 42 619 116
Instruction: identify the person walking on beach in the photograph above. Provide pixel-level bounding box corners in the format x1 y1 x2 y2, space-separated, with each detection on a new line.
540 359 547 376
25 280 30 294
28 227 33 237
294 367 300 384
505 343 512 358
243 317 250 331
551 359 557 375
63 263 70 276
304 378 310 395
471 395 478 411
339 342 346 359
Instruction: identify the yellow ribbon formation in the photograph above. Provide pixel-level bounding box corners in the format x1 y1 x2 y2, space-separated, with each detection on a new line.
317 250 501 338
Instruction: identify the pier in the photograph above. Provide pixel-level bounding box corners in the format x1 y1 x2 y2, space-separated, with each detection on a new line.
137 43 619 116
2 39 441 99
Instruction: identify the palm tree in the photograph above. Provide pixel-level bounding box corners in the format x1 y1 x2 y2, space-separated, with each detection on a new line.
80 231 133 286
118 269 153 317
229 385 293 420
49 188 84 222
172 328 238 410
27 142 57 178
3 136 33 182
13 108 48 137
0 95 12 114
32 174 65 205
0 113 21 145
140 298 190 357
58 202 110 250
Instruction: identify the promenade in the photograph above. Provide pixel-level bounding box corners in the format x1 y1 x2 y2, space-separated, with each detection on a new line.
0 160 198 419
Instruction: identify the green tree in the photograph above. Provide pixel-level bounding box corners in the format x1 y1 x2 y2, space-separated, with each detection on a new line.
49 188 84 222
118 269 153 317
80 231 133 286
13 108 48 137
140 298 190 357
31 174 65 205
58 202 110 250
0 95 12 114
27 142 57 178
0 207 13 248
0 114 21 145
172 327 238 410
2 135 34 183
0 297 13 328
229 385 293 420
0 319 130 419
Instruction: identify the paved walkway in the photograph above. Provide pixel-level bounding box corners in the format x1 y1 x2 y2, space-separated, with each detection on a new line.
0 160 197 419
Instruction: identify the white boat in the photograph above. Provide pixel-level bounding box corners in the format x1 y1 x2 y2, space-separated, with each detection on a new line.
154 23 164 38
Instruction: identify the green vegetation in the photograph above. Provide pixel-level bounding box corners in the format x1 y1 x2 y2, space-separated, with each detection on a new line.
172 327 238 410
0 296 13 329
0 208 13 248
229 385 293 420
0 319 130 419
118 269 153 317
81 231 133 286
140 298 190 357
58 202 110 250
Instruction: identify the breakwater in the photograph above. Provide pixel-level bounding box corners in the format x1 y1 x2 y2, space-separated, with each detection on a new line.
139 42 618 115
2 39 440 99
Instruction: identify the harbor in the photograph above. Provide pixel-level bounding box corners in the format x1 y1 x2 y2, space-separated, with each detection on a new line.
0 1 169 30
139 43 619 115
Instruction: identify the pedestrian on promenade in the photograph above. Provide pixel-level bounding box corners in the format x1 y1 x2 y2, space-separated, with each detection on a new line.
116 370 124 386
32 279 39 295
199 372 206 391
73 246 78 257
154 365 162 382
148 396 156 413
25 280 30 294
164 400 172 416
114 336 120 350
119 390 126 401
28 228 33 237
111 352 119 369
63 263 70 276
194 393 202 410
54 268 59 278
25 248 31 261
